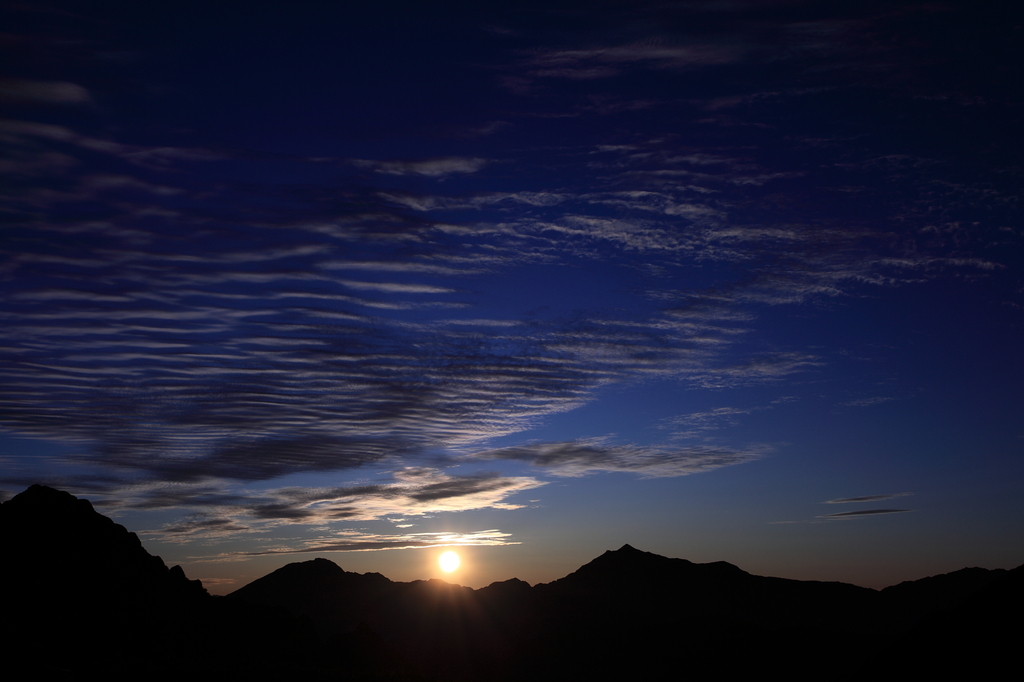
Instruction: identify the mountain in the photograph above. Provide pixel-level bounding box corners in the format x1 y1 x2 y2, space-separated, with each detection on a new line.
2 485 1020 681
229 557 521 678
1 485 207 676
1 484 207 603
0 485 316 680
879 562 1024 676
227 542 1017 681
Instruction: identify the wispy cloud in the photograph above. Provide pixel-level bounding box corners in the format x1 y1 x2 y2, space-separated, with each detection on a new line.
825 493 913 504
0 79 91 104
0 119 220 170
840 397 896 408
227 529 516 557
160 514 250 536
355 157 488 177
665 405 762 439
471 440 765 478
821 509 912 519
818 493 914 520
687 353 822 388
103 469 544 544
522 40 746 81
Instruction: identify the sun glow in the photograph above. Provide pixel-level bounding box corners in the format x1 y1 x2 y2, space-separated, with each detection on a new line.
438 550 460 572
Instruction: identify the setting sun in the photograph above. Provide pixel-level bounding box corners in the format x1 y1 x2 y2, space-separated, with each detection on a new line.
438 550 460 573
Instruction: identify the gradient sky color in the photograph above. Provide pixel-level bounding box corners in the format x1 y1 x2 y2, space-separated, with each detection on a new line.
2 0 1022 594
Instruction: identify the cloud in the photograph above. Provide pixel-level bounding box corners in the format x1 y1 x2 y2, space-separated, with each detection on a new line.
254 470 546 520
84 174 182 195
338 280 456 294
665 406 762 439
825 493 913 504
0 79 91 104
470 440 765 478
160 514 249 536
0 119 219 169
102 469 545 543
355 157 487 177
380 190 571 213
404 471 530 502
687 352 822 388
228 529 516 557
86 472 537 555
318 260 479 276
1 51 1011 514
7 182 785 483
132 435 410 484
672 406 753 423
840 397 896 408
821 509 912 519
523 40 746 81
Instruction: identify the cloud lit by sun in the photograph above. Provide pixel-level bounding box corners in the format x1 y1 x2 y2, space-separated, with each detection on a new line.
439 550 460 573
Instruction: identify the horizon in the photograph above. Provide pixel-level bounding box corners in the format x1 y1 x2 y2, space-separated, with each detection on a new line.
6 482 1014 595
6 486 1014 679
2 482 1016 595
2 0 1022 596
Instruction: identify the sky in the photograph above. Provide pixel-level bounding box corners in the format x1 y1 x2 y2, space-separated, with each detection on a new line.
2 0 1022 594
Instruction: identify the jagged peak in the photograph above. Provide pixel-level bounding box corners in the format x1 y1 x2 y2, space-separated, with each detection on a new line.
592 543 646 561
597 543 677 563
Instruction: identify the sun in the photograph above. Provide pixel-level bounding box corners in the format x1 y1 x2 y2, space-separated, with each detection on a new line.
438 550 460 573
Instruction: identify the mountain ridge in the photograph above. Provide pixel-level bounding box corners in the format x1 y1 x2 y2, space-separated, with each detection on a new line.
3 485 1021 680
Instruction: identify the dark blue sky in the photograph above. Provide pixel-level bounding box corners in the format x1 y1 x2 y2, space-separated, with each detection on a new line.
2 0 1022 592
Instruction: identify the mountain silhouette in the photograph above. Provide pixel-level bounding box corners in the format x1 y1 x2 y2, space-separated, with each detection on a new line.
879 562 1024 676
1 484 207 601
227 542 1016 680
1 485 316 679
3 485 1020 681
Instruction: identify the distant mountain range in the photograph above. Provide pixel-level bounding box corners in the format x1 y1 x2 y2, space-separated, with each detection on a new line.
3 485 1020 680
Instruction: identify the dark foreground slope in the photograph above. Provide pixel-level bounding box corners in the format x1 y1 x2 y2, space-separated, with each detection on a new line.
0 485 318 680
3 485 1021 680
878 562 1024 676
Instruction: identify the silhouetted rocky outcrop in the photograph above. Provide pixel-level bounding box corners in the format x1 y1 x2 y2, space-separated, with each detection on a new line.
0 485 317 680
1 484 206 602
3 486 1021 681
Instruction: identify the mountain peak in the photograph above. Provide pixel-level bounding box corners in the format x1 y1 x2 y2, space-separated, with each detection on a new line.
279 556 347 575
598 543 676 564
299 557 346 573
4 483 99 518
1 484 207 599
228 556 377 605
